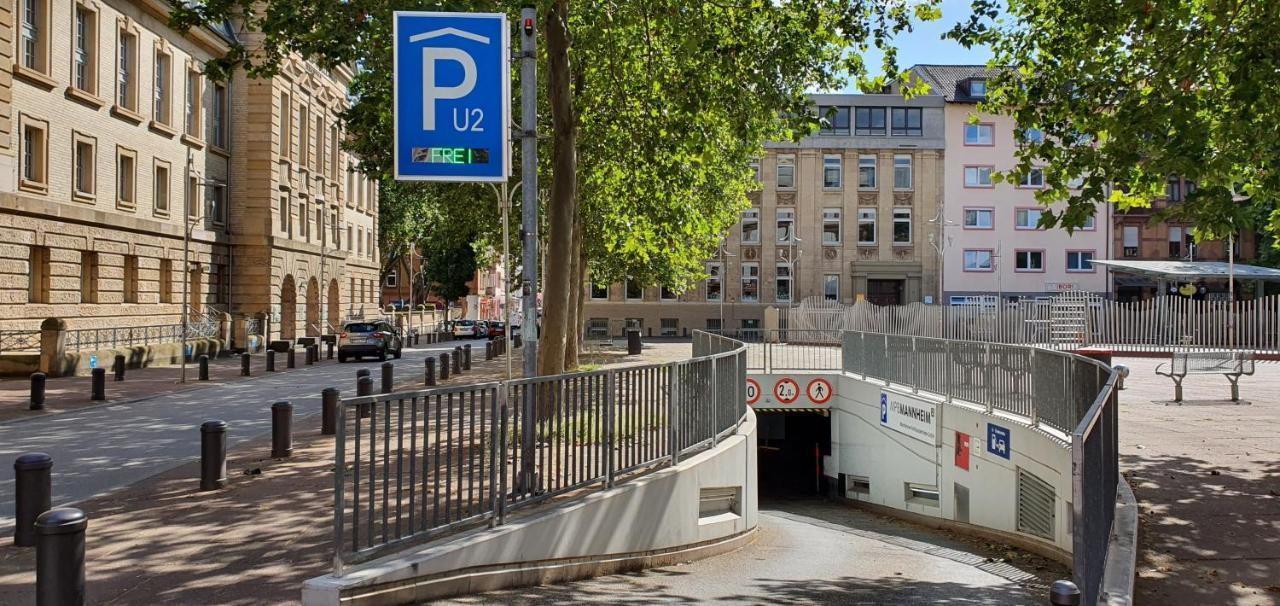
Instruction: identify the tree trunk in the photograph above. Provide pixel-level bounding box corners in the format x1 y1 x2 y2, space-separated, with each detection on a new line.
564 213 584 369
538 0 577 379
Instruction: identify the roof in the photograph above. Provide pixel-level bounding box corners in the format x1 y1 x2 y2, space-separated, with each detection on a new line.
1092 260 1280 282
906 64 1002 103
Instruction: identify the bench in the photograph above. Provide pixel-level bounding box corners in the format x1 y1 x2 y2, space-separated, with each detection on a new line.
1155 352 1255 402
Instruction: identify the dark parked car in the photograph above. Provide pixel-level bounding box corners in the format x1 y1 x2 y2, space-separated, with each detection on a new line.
337 320 403 362
487 321 506 339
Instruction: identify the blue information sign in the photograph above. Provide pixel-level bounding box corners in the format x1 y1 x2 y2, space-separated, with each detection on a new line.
986 423 1011 460
393 12 510 182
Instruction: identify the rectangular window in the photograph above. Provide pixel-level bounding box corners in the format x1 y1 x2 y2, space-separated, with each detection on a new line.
893 208 912 244
590 282 608 300
741 209 760 244
159 258 172 303
625 279 643 300
963 123 994 146
775 263 792 303
299 104 310 167
1015 208 1043 230
706 262 723 301
858 155 877 189
857 209 876 245
123 255 139 303
822 209 842 244
1019 168 1045 188
187 176 199 218
776 154 795 189
153 161 169 213
81 251 99 303
20 0 48 73
1166 176 1183 202
355 226 362 254
963 250 994 272
185 68 202 137
818 105 850 135
73 6 97 93
28 246 50 303
329 124 340 179
279 195 290 233
740 263 759 302
117 29 137 111
20 119 47 189
963 208 994 229
705 318 723 332
1082 214 1096 230
73 135 96 198
964 165 993 187
890 107 922 136
586 318 609 338
1015 250 1045 272
659 318 679 337
823 154 842 188
661 285 677 300
279 92 292 158
153 51 170 125
776 208 795 243
893 155 913 190
1022 128 1045 145
854 107 886 135
116 148 136 208
212 84 228 148
385 270 398 287
968 79 987 97
749 160 761 186
210 186 225 224
824 274 839 302
1123 225 1139 257
1169 226 1183 258
315 115 326 172
1067 251 1095 272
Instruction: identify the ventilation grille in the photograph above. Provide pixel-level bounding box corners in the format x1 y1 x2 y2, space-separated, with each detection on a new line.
1017 468 1055 540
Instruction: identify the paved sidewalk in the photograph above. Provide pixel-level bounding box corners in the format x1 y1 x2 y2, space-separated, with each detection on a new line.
1116 356 1280 606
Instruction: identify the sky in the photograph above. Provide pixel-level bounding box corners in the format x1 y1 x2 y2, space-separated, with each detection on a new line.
834 0 994 93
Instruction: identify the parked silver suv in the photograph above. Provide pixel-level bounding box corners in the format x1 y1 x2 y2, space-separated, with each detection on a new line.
337 320 403 362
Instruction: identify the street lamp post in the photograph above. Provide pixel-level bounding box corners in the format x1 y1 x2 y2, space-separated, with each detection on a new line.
716 242 737 332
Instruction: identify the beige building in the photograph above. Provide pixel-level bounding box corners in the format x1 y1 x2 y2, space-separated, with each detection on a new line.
583 93 945 337
0 0 379 350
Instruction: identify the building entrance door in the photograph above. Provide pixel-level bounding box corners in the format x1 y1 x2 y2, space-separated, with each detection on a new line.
866 279 904 306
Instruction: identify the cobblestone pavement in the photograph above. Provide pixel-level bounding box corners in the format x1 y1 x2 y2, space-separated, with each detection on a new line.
1115 356 1280 606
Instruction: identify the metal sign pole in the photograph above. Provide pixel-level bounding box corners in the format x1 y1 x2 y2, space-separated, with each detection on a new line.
519 6 539 379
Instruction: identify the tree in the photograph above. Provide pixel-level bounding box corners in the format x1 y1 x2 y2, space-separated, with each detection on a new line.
173 0 938 374
950 0 1280 244
420 239 478 318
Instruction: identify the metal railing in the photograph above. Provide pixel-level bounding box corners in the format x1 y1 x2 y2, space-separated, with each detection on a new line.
246 318 263 337
840 330 1119 603
711 329 845 373
64 311 221 352
332 330 747 570
0 330 42 354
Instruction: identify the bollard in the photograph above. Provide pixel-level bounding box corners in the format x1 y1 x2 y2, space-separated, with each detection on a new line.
356 368 370 392
425 357 437 386
14 452 53 547
271 401 293 458
452 347 462 375
287 348 296 368
463 344 472 370
321 388 340 435
485 341 493 361
305 346 315 366
30 372 47 410
381 362 394 394
514 334 522 348
266 349 276 372
113 354 125 381
627 329 642 355
241 352 251 377
357 376 373 396
198 355 210 381
90 368 105 401
439 353 450 380
35 508 87 606
327 341 334 360
1049 580 1081 606
200 420 227 490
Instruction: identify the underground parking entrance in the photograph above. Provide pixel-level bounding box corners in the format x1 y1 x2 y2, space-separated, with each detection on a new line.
756 409 832 498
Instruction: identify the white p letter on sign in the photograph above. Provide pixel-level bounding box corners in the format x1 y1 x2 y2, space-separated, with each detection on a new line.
420 47 476 131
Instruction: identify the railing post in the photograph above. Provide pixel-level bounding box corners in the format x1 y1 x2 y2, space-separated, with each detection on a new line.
910 336 919 394
710 356 719 446
668 362 680 466
333 393 347 575
605 370 616 488
984 342 994 414
1028 348 1039 426
944 340 953 403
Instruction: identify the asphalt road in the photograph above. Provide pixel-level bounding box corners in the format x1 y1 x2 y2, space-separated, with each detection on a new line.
0 338 486 532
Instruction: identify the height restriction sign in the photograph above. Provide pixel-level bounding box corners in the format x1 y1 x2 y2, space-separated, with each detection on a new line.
773 378 800 404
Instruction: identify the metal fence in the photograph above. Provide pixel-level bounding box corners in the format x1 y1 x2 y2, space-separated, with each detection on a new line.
707 329 843 373
64 312 220 352
784 293 1280 354
0 330 41 354
840 330 1119 603
332 331 747 570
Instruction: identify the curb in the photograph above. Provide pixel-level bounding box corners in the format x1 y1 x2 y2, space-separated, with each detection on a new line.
1100 475 1138 605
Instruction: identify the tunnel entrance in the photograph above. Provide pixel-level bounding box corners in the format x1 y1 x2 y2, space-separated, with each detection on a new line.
756 410 831 498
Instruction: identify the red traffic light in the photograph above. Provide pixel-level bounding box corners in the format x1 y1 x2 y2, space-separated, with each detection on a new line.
523 17 534 36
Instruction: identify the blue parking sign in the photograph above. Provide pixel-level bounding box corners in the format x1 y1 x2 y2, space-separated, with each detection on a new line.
393 12 510 182
986 423 1011 460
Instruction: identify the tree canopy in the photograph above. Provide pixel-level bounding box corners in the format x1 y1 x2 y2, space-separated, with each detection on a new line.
951 0 1280 242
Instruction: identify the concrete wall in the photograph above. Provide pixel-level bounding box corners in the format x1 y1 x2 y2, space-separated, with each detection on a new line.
828 374 1073 560
51 337 226 377
302 410 759 606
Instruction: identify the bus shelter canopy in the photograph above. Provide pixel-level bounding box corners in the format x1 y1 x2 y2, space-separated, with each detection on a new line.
1091 260 1280 282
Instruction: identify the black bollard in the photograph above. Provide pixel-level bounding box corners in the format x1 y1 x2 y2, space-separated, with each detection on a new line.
113 354 125 381
357 376 373 396
485 341 493 361
627 329 642 355
287 348 296 369
463 344 472 370
514 334 522 348
425 357 437 386
35 508 86 606
327 341 334 360
90 368 105 401
356 368 370 392
30 372 47 410
439 353 450 380
321 388 340 435
241 352 251 376
200 420 227 490
14 452 52 547
452 347 462 375
266 349 276 372
271 401 293 458
305 346 315 366
381 362 394 394
1049 580 1081 606
198 355 210 381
